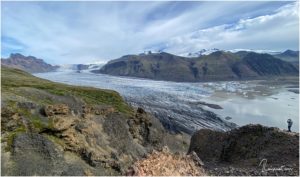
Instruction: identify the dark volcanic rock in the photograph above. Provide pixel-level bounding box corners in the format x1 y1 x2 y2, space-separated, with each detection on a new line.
188 129 227 162
189 124 299 176
11 133 65 176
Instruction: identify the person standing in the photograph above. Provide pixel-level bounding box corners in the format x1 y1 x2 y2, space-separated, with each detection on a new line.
287 119 293 132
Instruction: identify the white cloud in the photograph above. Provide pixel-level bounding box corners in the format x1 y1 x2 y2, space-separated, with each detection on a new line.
164 2 299 55
1 1 298 64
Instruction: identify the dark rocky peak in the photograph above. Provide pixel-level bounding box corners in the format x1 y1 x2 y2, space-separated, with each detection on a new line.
9 53 44 62
10 53 25 58
282 50 299 56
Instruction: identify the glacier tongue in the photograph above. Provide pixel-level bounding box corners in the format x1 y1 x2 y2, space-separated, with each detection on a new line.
34 71 237 134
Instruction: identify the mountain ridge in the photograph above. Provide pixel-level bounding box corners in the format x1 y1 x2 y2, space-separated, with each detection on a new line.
95 51 299 82
1 53 59 73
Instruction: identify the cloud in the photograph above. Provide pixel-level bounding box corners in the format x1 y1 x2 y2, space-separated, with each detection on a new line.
1 1 298 64
164 2 299 55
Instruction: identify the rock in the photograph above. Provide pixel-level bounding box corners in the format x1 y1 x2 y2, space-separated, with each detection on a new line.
82 105 92 118
1 107 23 132
189 124 300 176
188 129 227 162
103 113 146 169
189 151 204 166
93 105 115 116
10 133 65 176
82 105 115 118
225 116 232 120
44 104 69 117
84 169 94 176
51 116 77 131
137 107 146 114
17 102 37 109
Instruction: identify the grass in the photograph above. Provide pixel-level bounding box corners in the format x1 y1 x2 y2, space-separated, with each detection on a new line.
44 134 66 149
30 114 50 131
1 66 134 152
4 126 26 152
1 66 133 114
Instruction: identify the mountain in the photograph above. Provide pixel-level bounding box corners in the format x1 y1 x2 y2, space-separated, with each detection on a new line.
95 51 299 82
1 66 189 176
94 52 198 82
184 48 220 57
274 50 299 63
1 53 58 73
182 49 281 58
228 49 281 55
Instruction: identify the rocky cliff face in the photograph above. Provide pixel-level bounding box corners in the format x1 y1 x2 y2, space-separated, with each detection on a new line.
97 51 299 82
1 53 58 73
188 124 299 176
1 67 189 176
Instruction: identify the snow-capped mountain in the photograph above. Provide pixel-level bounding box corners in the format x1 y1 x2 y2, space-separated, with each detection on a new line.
181 48 282 58
181 48 221 57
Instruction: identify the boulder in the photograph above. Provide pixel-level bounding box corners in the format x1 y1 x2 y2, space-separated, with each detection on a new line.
51 116 77 131
189 124 299 175
44 104 69 117
10 133 65 176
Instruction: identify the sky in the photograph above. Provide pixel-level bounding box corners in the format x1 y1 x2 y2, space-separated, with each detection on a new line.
1 1 299 64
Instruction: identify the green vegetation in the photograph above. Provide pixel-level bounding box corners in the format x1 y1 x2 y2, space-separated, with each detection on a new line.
1 66 133 114
1 66 134 152
99 51 298 82
4 126 26 152
44 134 66 149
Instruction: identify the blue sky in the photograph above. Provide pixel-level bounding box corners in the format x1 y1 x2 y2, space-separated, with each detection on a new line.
1 1 299 64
